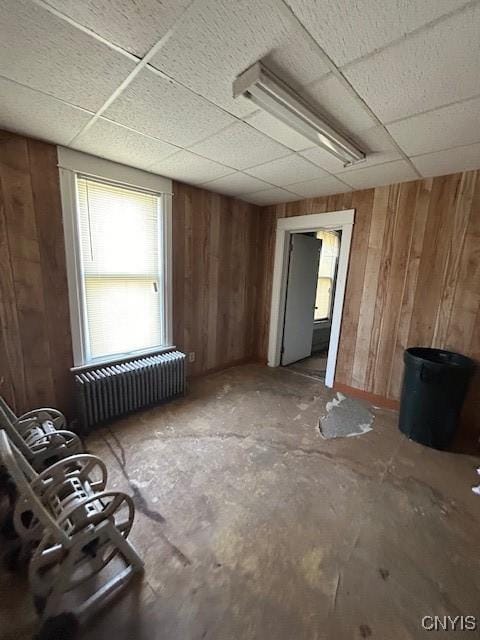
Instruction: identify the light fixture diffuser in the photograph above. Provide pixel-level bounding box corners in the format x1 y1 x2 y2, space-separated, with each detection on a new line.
233 62 366 167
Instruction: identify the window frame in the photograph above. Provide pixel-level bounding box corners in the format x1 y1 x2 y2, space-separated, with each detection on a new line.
58 148 173 368
314 276 334 323
313 231 340 324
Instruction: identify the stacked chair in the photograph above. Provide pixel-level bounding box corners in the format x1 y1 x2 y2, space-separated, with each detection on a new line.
0 396 143 635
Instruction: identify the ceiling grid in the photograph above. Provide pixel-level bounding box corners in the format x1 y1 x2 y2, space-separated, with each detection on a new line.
0 0 478 204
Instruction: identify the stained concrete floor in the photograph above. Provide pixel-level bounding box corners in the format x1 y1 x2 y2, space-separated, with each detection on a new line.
2 363 480 639
287 353 328 380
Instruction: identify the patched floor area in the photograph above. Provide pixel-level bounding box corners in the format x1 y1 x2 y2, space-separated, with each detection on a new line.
319 391 374 439
1 364 480 639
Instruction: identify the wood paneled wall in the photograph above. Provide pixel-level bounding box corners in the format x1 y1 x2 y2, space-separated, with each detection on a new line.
172 181 260 376
0 131 74 415
0 130 261 414
257 172 480 435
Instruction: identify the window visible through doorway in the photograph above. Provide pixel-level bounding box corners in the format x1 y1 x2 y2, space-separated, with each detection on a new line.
314 230 339 321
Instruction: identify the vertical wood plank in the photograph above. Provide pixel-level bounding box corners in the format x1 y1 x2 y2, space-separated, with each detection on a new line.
27 139 74 413
206 194 221 371
335 189 374 386
0 170 27 412
246 206 261 358
373 181 418 397
215 195 233 368
388 179 431 398
183 185 194 372
172 182 186 353
351 186 390 389
433 172 477 346
255 207 277 360
228 201 246 362
365 183 400 392
193 188 210 373
459 302 480 440
0 135 55 411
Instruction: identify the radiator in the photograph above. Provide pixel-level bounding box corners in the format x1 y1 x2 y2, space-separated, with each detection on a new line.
75 350 186 429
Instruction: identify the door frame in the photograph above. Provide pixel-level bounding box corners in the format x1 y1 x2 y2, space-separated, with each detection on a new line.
267 210 355 387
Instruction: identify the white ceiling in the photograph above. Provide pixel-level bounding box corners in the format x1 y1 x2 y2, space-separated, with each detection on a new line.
1 0 479 205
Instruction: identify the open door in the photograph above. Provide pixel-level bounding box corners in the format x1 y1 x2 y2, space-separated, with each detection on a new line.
281 234 322 365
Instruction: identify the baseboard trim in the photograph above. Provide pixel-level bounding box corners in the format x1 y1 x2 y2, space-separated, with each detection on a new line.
333 382 400 411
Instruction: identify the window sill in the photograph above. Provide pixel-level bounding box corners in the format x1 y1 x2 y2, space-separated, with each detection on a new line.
70 345 176 373
314 319 331 326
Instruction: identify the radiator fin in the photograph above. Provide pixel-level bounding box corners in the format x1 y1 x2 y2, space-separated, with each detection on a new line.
75 350 186 429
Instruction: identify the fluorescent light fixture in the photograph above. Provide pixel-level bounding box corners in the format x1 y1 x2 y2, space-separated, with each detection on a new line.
233 62 366 167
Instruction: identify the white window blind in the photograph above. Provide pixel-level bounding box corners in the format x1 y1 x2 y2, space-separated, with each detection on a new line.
314 230 339 321
76 176 164 362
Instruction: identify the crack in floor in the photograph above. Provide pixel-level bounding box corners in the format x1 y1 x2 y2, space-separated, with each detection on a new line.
105 428 166 523
128 430 403 488
101 427 191 567
139 431 339 461
128 430 407 485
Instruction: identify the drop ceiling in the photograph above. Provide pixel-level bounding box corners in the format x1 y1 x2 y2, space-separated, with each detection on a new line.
1 0 480 205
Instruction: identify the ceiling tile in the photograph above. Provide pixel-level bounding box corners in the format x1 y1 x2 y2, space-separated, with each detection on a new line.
285 175 352 198
263 31 329 90
0 77 93 145
149 0 330 117
104 68 235 147
0 0 136 111
241 187 301 205
200 172 270 196
72 118 178 172
285 0 469 66
149 151 234 184
341 160 418 190
190 122 290 170
299 147 345 174
343 3 480 123
244 110 314 151
303 74 377 134
245 154 328 186
339 127 401 172
411 143 480 178
300 126 401 173
43 0 192 57
387 96 480 156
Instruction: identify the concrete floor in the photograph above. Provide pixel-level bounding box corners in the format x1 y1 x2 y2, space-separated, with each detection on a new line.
287 353 328 380
2 364 480 639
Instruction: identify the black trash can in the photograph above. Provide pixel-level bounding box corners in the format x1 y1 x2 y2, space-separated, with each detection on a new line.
399 347 475 450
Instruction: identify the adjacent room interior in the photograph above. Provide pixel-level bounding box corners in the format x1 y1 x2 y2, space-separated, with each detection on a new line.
0 1 479 638
282 228 341 382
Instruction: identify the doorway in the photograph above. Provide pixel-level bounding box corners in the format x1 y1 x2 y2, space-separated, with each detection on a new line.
267 210 355 388
281 229 341 381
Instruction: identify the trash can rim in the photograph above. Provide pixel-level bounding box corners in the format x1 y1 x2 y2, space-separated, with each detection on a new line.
404 347 474 370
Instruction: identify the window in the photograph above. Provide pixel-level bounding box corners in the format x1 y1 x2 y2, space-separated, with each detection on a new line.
314 230 339 321
59 148 172 366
